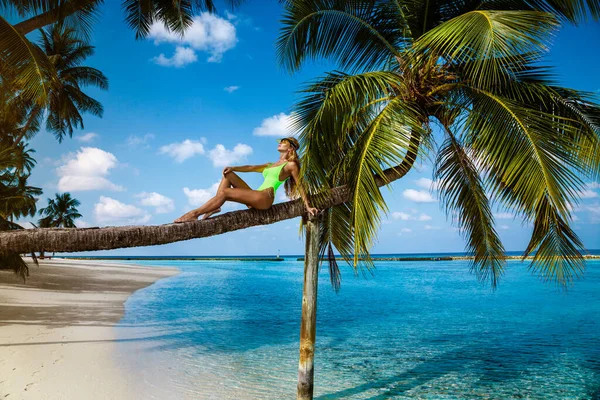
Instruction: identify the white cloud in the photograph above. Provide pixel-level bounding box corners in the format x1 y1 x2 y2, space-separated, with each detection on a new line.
75 132 98 142
224 85 239 93
587 182 600 190
224 10 256 28
153 46 198 67
577 189 598 199
417 213 432 221
159 139 206 163
277 190 289 202
401 228 412 233
136 192 175 213
584 203 600 223
424 225 441 230
402 189 436 203
57 147 123 192
500 225 510 230
183 183 220 207
148 13 237 64
207 143 252 167
225 10 237 21
392 212 412 220
253 113 293 137
94 196 151 226
494 213 514 220
392 210 432 221
127 134 155 148
415 178 438 191
76 220 91 228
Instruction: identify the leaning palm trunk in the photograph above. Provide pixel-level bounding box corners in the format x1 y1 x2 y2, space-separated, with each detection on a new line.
0 163 414 255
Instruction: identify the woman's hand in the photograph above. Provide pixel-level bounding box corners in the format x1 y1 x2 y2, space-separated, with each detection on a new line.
223 166 234 175
306 206 319 217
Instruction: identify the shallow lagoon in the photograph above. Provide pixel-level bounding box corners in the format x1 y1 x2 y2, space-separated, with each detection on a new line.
114 258 600 399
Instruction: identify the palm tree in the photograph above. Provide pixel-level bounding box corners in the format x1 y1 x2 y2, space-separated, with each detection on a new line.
0 140 42 280
1 2 599 398
38 193 82 228
0 0 244 110
277 4 599 397
0 23 108 144
38 192 82 259
276 0 600 289
36 24 108 143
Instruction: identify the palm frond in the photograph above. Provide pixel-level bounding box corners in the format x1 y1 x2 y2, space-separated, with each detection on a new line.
523 193 586 285
123 0 154 39
63 66 108 89
460 87 590 285
465 87 586 217
435 124 506 287
0 15 57 105
0 252 31 282
413 10 559 88
277 0 405 73
525 0 600 23
38 192 82 228
123 0 220 39
344 98 423 267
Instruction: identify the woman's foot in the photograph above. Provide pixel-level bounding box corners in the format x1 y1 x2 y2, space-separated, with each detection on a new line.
201 207 221 220
174 211 199 223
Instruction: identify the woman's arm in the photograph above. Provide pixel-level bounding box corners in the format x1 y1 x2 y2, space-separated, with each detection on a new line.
226 163 270 173
289 163 319 216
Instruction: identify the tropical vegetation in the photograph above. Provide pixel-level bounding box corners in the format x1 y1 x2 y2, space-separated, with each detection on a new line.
277 0 600 289
39 192 82 228
1 6 106 277
0 140 42 280
37 192 82 258
0 0 242 114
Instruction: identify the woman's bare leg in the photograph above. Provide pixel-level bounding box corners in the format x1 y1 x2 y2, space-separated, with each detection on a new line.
201 207 221 220
175 173 263 223
174 194 225 222
175 187 273 223
202 172 252 219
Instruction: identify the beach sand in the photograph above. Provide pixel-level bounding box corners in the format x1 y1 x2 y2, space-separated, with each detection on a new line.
0 258 180 400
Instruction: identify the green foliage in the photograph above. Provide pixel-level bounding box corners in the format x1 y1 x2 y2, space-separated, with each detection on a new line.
0 15 57 105
280 0 600 289
1 0 246 142
38 24 108 142
38 192 82 228
0 141 41 281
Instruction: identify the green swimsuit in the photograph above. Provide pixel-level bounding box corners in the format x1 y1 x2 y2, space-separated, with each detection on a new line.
257 162 289 193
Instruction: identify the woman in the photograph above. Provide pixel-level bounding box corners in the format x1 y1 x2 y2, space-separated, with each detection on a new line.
174 137 319 223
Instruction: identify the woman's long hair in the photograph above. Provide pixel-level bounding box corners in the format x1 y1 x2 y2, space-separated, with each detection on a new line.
283 137 301 199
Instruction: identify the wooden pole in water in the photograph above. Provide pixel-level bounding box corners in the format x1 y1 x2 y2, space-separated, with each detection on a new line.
297 214 320 399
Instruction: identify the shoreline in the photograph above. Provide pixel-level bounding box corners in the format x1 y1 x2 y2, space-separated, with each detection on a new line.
296 255 600 261
57 254 600 262
0 258 180 399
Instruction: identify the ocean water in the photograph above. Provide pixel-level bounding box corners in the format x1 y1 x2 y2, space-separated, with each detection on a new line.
113 258 600 399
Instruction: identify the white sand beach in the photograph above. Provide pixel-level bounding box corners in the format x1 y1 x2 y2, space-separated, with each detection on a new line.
0 258 180 400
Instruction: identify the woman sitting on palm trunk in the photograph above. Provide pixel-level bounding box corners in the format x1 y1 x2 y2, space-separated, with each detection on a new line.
174 137 318 223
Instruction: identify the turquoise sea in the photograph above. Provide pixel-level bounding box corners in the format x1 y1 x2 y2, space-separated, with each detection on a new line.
112 256 600 399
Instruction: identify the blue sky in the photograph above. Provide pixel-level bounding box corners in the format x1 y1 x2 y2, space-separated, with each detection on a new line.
18 1 600 256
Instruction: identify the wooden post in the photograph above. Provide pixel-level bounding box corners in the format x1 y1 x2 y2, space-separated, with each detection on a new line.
297 214 320 400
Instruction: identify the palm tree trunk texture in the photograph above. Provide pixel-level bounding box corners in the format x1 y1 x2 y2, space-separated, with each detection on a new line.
297 214 320 400
0 131 421 255
0 158 419 255
14 3 91 35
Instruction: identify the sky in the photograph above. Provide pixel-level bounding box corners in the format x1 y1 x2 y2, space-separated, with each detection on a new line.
16 1 600 256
